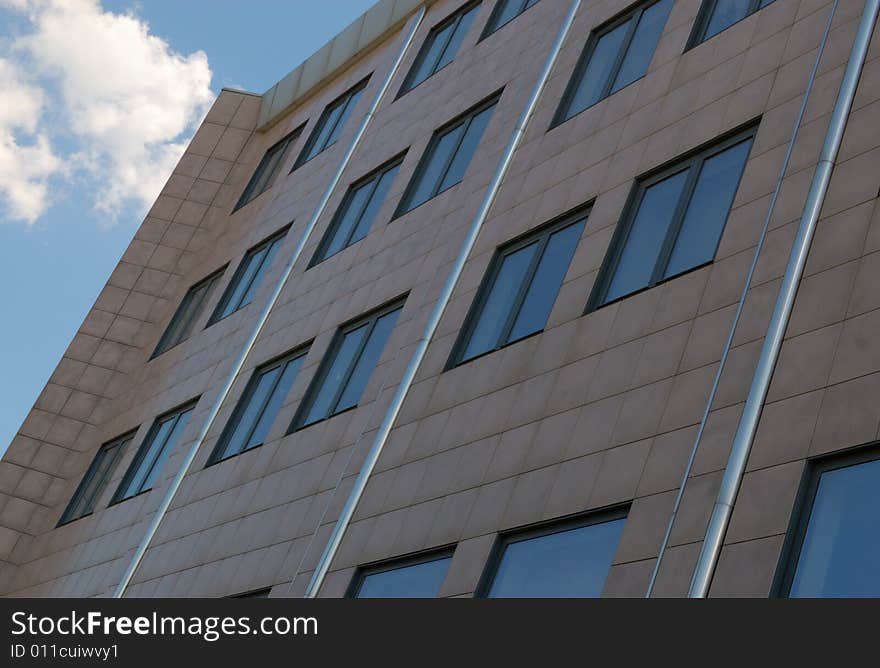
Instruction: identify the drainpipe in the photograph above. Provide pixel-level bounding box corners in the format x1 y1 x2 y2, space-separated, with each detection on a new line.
112 6 427 598
688 0 880 598
646 0 840 597
303 0 584 598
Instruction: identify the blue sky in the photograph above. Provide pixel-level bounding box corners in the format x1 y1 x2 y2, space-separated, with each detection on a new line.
0 0 375 455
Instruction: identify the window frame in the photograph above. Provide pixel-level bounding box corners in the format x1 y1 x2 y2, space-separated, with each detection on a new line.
110 399 198 504
397 0 482 98
151 269 225 359
208 225 291 326
309 152 406 267
772 442 880 598
206 346 309 466
288 297 407 432
345 546 456 598
57 431 136 526
291 76 371 171
479 0 541 39
687 0 776 49
551 0 671 128
447 206 590 368
233 126 303 212
393 91 502 219
474 505 629 598
586 124 757 311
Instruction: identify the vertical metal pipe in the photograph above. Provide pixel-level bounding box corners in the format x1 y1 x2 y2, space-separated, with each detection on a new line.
645 0 840 597
303 0 584 598
112 6 427 598
689 0 880 598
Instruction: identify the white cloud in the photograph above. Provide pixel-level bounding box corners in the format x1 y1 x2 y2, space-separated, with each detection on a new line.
0 0 213 224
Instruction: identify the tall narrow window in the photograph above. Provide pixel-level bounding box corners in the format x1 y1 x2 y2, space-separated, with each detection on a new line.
395 94 499 216
778 447 880 598
589 127 755 309
57 432 134 525
208 349 307 465
112 402 197 502
310 155 403 265
348 550 453 598
554 0 673 125
477 510 627 597
293 77 370 169
152 270 223 358
398 1 481 96
481 0 541 37
290 300 405 430
689 0 776 47
209 227 289 324
233 127 302 211
451 211 587 366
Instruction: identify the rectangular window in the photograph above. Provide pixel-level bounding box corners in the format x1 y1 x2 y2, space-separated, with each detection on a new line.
347 550 453 598
233 127 302 211
152 270 223 358
481 0 541 38
450 210 587 366
588 127 755 309
290 299 405 431
477 509 627 597
209 227 289 324
395 94 499 217
57 432 134 525
777 446 880 598
208 349 307 465
554 0 673 125
398 1 481 96
112 402 197 502
310 155 403 266
689 0 776 47
292 77 370 169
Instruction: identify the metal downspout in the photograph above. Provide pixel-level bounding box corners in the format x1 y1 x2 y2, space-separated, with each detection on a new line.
303 0 584 598
688 0 880 598
646 0 840 597
112 6 427 598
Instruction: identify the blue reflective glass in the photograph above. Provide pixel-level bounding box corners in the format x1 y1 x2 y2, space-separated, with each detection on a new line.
790 458 880 598
488 518 625 597
438 104 494 191
435 4 478 71
141 408 192 491
611 0 673 94
462 243 538 362
604 169 687 303
566 21 628 116
357 556 452 598
351 164 399 243
508 220 584 342
304 324 369 425
664 139 751 278
405 124 464 211
704 0 753 40
223 367 279 457
246 357 303 450
335 308 401 411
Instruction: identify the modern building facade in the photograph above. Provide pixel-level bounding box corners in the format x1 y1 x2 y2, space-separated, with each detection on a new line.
1 0 879 598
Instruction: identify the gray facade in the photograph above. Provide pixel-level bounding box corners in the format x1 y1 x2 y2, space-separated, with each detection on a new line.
1 0 879 598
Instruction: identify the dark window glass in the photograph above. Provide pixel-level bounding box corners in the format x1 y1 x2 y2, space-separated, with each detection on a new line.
209 227 289 324
452 213 586 365
152 270 223 358
208 350 306 465
482 0 541 37
350 552 453 598
589 128 754 308
554 0 673 124
690 0 776 46
480 511 626 598
399 2 480 95
396 95 499 216
311 156 403 265
229 588 271 598
233 128 301 211
781 449 880 598
112 402 196 502
291 300 404 430
57 433 133 525
293 78 370 169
